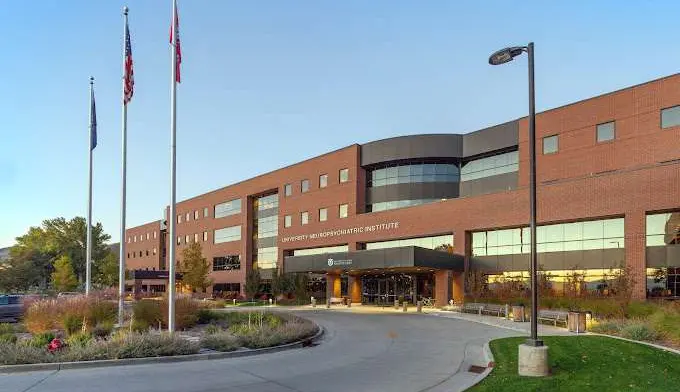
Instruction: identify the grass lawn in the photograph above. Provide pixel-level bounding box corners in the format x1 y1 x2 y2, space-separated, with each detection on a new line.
470 336 680 392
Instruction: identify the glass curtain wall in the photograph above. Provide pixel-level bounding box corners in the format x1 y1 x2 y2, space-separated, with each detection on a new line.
252 194 279 271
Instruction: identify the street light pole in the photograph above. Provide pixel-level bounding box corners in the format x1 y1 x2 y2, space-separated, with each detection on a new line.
489 43 547 372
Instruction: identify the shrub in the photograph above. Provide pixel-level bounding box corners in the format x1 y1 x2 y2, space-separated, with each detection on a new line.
0 333 18 344
0 342 50 365
92 322 114 339
0 323 15 335
197 308 221 324
232 317 317 349
620 322 659 342
24 299 60 333
160 297 199 330
204 324 221 335
25 332 56 348
649 307 680 344
625 301 659 318
86 299 117 326
200 331 239 352
66 332 93 348
111 333 199 358
63 314 84 336
132 300 162 330
57 340 111 362
590 319 625 335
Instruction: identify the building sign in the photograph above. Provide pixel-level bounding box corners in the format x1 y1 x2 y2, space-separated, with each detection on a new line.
327 258 352 267
281 221 400 243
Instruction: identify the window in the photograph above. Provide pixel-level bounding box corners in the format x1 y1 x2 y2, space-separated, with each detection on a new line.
646 212 680 246
284 215 292 228
132 252 135 258
194 210 199 220
146 250 149 256
284 183 292 197
127 252 130 258
301 211 309 225
134 236 137 242
256 194 279 211
301 179 310 193
319 174 328 188
204 207 209 218
139 235 143 242
319 208 328 222
214 198 242 218
661 105 680 129
256 215 278 238
596 121 615 142
177 215 182 223
339 168 349 183
214 225 242 244
471 217 625 256
185 212 190 222
365 234 453 251
370 162 460 186
213 255 241 271
203 231 208 242
146 232 150 240
153 248 157 255
153 231 157 239
543 135 558 154
293 245 349 256
185 235 189 244
127 237 131 243
177 236 181 245
461 152 517 182
339 203 348 218
194 233 199 243
213 283 241 293
253 246 278 270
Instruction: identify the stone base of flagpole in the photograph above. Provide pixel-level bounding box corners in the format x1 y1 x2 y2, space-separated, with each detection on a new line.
518 343 550 377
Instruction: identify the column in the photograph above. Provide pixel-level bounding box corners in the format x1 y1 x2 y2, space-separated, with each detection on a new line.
452 272 464 303
348 276 362 303
625 210 647 300
326 273 341 299
435 270 452 307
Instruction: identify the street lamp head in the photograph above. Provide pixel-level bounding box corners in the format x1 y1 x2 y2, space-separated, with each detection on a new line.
488 46 526 65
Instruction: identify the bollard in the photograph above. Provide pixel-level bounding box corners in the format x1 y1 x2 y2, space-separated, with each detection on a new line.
347 298 352 308
417 300 423 313
505 304 510 319
233 299 236 306
327 298 331 309
269 298 273 306
311 297 316 308
402 302 408 312
394 300 399 310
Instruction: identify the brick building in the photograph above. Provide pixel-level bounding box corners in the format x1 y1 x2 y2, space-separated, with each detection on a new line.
124 74 680 306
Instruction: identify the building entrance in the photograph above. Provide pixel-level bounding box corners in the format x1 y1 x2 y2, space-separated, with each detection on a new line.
360 273 435 305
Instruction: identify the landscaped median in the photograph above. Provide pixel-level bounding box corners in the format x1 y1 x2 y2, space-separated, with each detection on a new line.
469 336 680 391
0 295 320 372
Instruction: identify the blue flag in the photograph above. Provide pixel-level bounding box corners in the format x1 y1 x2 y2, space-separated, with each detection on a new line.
90 86 97 150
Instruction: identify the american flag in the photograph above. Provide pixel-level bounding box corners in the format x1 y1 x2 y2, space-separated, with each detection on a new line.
170 2 182 83
90 84 97 150
124 20 134 104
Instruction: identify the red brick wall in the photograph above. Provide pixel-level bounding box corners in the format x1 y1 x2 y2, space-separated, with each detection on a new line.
123 220 162 271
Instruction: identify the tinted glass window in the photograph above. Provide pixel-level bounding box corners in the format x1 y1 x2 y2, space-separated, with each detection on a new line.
661 106 680 129
596 121 615 142
214 225 241 244
543 135 558 154
215 198 242 218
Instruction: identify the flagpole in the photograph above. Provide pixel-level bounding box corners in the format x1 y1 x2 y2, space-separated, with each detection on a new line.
86 76 94 296
168 0 178 333
118 6 129 326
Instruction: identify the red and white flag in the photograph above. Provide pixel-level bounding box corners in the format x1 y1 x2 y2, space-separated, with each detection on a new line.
124 19 134 104
170 1 182 83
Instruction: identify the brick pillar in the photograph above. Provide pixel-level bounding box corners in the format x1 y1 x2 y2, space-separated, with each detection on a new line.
326 273 341 299
626 210 647 300
435 270 452 307
452 272 464 303
348 276 362 303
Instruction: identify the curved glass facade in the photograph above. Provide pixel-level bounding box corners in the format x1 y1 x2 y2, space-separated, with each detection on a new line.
367 162 459 188
367 198 442 213
461 151 518 182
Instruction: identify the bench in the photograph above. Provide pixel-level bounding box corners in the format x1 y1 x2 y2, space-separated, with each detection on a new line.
328 297 344 306
481 303 507 317
536 310 568 327
460 302 486 315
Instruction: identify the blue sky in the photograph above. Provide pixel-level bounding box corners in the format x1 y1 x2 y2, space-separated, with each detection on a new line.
2 1 679 247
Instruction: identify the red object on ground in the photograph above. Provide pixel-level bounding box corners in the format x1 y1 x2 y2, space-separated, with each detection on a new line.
47 338 63 353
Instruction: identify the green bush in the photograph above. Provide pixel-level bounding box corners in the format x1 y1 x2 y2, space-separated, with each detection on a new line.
66 332 93 348
0 342 50 365
132 300 162 330
58 340 111 362
620 322 659 342
264 313 282 328
0 323 15 335
86 299 117 326
200 331 239 352
204 324 221 335
590 319 625 335
197 309 225 324
26 332 56 348
92 322 114 339
0 333 18 344
650 308 680 344
63 314 84 336
160 297 199 330
625 301 659 318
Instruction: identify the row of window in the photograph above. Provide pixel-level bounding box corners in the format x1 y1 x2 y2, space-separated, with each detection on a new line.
367 198 443 213
213 255 241 271
283 204 349 228
460 151 519 182
284 168 349 197
472 218 625 256
646 212 680 246
291 245 350 257
126 248 157 259
541 105 680 156
363 234 453 251
177 207 211 224
177 231 210 245
127 231 158 243
367 162 459 188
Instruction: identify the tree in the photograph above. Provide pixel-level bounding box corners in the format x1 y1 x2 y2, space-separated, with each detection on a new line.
179 242 212 292
94 251 119 288
245 269 261 301
0 256 43 292
292 273 310 302
465 268 487 300
51 255 78 292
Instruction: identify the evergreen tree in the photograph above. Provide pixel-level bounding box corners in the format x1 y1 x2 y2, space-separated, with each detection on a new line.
179 242 212 292
51 255 78 292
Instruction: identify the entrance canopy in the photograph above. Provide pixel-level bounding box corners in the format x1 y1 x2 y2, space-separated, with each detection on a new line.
283 246 464 274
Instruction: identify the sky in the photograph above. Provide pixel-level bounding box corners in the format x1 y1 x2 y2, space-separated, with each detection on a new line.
2 1 680 248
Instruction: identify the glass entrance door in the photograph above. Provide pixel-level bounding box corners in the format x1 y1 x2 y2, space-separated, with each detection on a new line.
361 274 417 305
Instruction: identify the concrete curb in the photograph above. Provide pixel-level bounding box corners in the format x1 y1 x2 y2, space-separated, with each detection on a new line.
0 323 325 374
428 311 529 334
587 332 680 355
